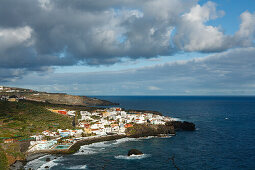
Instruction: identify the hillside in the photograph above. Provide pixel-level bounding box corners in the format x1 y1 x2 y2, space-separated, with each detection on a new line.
0 100 77 168
0 86 116 106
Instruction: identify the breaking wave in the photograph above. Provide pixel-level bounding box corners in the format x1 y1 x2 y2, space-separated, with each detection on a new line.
24 155 61 170
74 141 112 155
113 137 140 145
115 154 150 160
67 165 88 169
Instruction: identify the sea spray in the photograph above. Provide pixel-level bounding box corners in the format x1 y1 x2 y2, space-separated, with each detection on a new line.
115 154 151 160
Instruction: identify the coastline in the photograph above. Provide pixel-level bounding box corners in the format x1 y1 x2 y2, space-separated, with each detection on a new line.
21 134 173 169
11 121 195 169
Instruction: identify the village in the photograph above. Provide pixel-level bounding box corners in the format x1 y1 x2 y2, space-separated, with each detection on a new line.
25 107 177 152
0 86 178 153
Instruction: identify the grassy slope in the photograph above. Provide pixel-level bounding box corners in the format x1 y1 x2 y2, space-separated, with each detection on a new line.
0 100 74 167
0 146 8 170
0 100 74 139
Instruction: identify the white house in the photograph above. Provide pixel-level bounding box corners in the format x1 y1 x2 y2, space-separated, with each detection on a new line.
30 140 57 151
0 86 3 91
120 111 127 117
67 111 76 116
30 135 44 141
80 111 91 116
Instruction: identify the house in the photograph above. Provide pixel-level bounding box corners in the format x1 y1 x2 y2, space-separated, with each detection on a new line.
42 130 57 137
102 111 111 117
58 110 67 115
84 127 92 134
120 111 127 117
8 98 17 102
111 124 119 132
8 95 19 102
30 140 57 151
67 111 76 116
91 129 101 135
125 124 133 128
116 108 121 111
0 86 3 91
58 129 70 137
0 95 9 101
119 123 125 133
80 111 91 116
79 122 90 128
151 119 165 125
31 135 44 141
4 139 15 144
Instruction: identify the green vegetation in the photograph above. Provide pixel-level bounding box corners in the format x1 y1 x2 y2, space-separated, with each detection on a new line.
0 100 75 168
0 146 8 170
0 100 73 139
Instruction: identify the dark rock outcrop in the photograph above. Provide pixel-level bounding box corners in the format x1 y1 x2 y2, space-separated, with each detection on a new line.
9 160 26 170
128 149 143 156
166 121 195 131
126 124 175 137
46 157 51 162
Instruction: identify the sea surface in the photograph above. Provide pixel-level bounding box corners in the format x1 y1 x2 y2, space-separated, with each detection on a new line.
25 96 255 170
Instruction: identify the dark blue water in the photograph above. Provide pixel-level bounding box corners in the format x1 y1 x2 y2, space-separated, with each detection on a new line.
27 96 255 170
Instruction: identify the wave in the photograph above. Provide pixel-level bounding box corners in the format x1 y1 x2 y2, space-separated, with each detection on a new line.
74 141 111 155
113 137 140 145
67 165 88 169
25 156 63 170
114 154 150 160
24 155 60 170
171 117 182 121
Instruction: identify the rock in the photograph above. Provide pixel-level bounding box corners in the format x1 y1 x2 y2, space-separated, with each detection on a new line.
181 121 196 131
128 149 143 156
45 166 49 169
166 121 195 131
46 157 51 162
10 160 26 170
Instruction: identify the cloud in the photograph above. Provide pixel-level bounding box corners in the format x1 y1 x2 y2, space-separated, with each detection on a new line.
148 86 161 90
5 47 255 95
174 2 228 52
174 2 255 52
235 11 255 46
0 0 255 82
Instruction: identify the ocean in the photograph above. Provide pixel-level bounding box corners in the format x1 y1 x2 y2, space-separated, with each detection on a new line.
25 96 255 170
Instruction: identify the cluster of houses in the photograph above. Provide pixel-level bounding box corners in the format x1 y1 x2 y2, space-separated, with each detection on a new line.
78 107 174 136
0 95 24 102
0 86 25 93
26 107 175 152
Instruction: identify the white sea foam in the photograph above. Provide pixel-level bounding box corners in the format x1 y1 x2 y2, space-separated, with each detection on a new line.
115 154 150 160
113 137 140 145
73 146 98 155
74 141 111 155
159 135 172 139
26 156 63 170
171 117 182 121
140 136 156 139
24 155 55 170
67 165 88 169
89 141 111 148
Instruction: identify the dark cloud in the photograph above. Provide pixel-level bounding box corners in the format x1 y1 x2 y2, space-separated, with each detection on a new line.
0 0 255 82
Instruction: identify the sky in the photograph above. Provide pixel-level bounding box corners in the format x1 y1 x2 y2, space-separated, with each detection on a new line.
0 0 255 95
